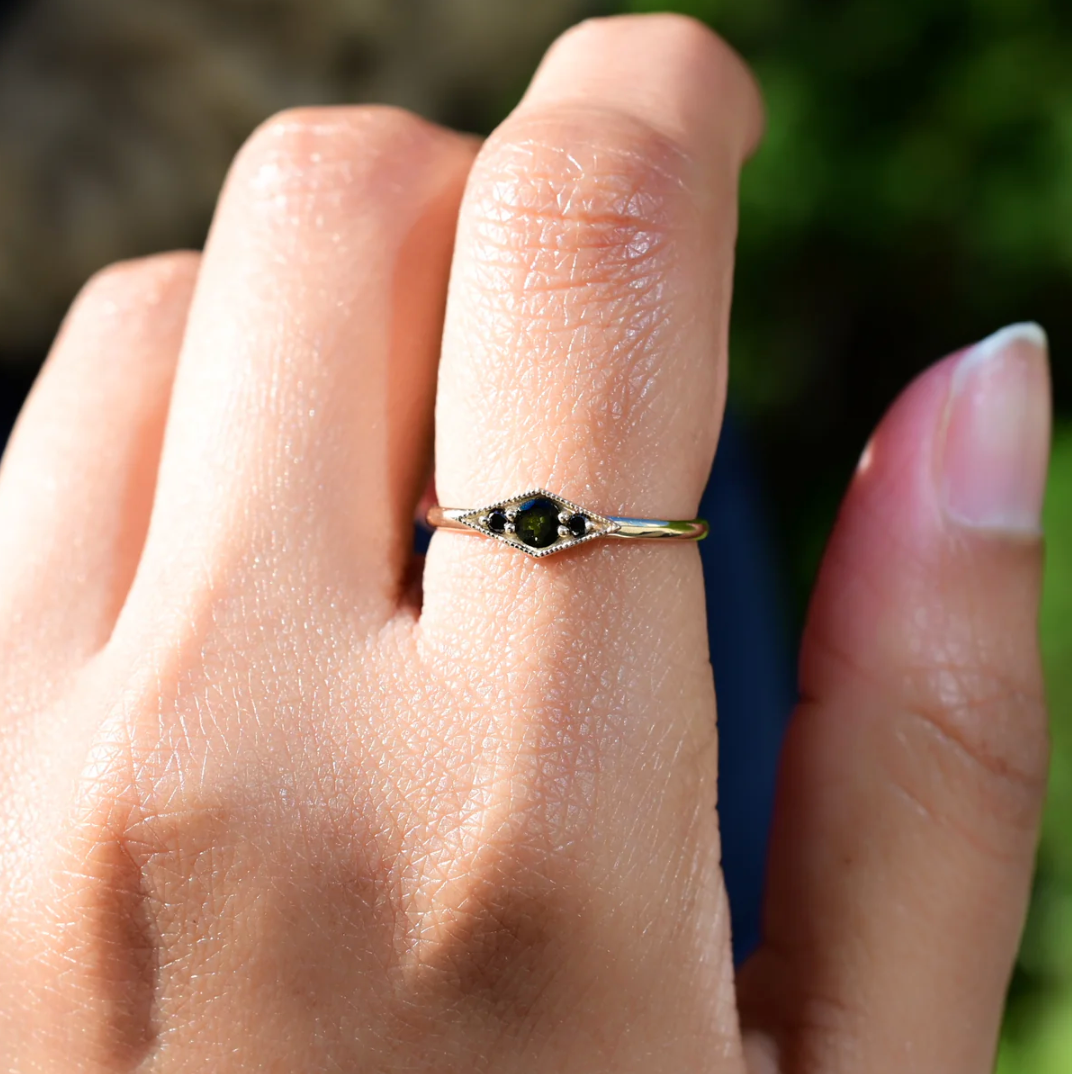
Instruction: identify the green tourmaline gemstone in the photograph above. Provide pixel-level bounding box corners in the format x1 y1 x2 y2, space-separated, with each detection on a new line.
514 498 559 548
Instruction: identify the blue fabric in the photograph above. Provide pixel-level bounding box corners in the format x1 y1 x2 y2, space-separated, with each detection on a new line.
699 410 795 963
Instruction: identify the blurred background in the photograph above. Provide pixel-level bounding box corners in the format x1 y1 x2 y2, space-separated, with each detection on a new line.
0 0 1068 1066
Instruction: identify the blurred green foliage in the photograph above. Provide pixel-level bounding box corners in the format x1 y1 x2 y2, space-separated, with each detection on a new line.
627 0 1072 590
999 427 1072 1072
996 423 1072 1069
622 0 1072 1064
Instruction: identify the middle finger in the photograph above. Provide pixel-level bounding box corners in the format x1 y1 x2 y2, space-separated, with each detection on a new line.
126 107 475 631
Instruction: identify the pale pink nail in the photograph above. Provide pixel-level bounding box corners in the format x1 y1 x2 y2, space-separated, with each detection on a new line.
940 322 1052 534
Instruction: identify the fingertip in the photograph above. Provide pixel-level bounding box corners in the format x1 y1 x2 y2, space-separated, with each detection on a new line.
521 13 765 163
848 323 1053 559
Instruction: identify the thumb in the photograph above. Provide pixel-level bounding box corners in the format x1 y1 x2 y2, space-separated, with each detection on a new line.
738 324 1051 1074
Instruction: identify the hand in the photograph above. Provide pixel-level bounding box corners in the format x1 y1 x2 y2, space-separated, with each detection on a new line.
0 14 1051 1072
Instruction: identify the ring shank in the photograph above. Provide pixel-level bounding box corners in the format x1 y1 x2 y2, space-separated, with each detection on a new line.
605 517 708 540
425 506 708 541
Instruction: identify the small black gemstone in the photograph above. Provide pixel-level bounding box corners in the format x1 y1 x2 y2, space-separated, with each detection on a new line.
514 498 560 548
487 510 508 533
568 513 588 538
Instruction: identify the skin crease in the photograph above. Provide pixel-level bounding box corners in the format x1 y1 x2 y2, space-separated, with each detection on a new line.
0 13 1051 1074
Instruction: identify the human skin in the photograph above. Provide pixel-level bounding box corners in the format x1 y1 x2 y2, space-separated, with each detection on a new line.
0 13 1052 1074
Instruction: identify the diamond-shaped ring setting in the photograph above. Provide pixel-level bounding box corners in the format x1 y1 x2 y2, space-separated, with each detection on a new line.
458 489 618 558
426 487 710 559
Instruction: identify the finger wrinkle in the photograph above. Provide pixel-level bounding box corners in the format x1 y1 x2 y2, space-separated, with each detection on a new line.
894 665 1049 804
804 621 1048 863
449 126 703 499
466 116 693 280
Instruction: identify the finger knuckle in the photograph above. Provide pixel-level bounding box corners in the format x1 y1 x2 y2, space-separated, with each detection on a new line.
234 104 454 204
12 717 159 1068
590 12 750 79
648 10 736 54
467 110 696 319
36 695 264 1060
73 251 199 319
740 945 866 1065
405 842 571 1034
561 13 760 109
457 110 705 448
655 12 763 113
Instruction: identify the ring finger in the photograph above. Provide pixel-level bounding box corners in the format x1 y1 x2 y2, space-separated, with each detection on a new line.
425 13 762 625
419 12 763 1059
423 14 762 790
